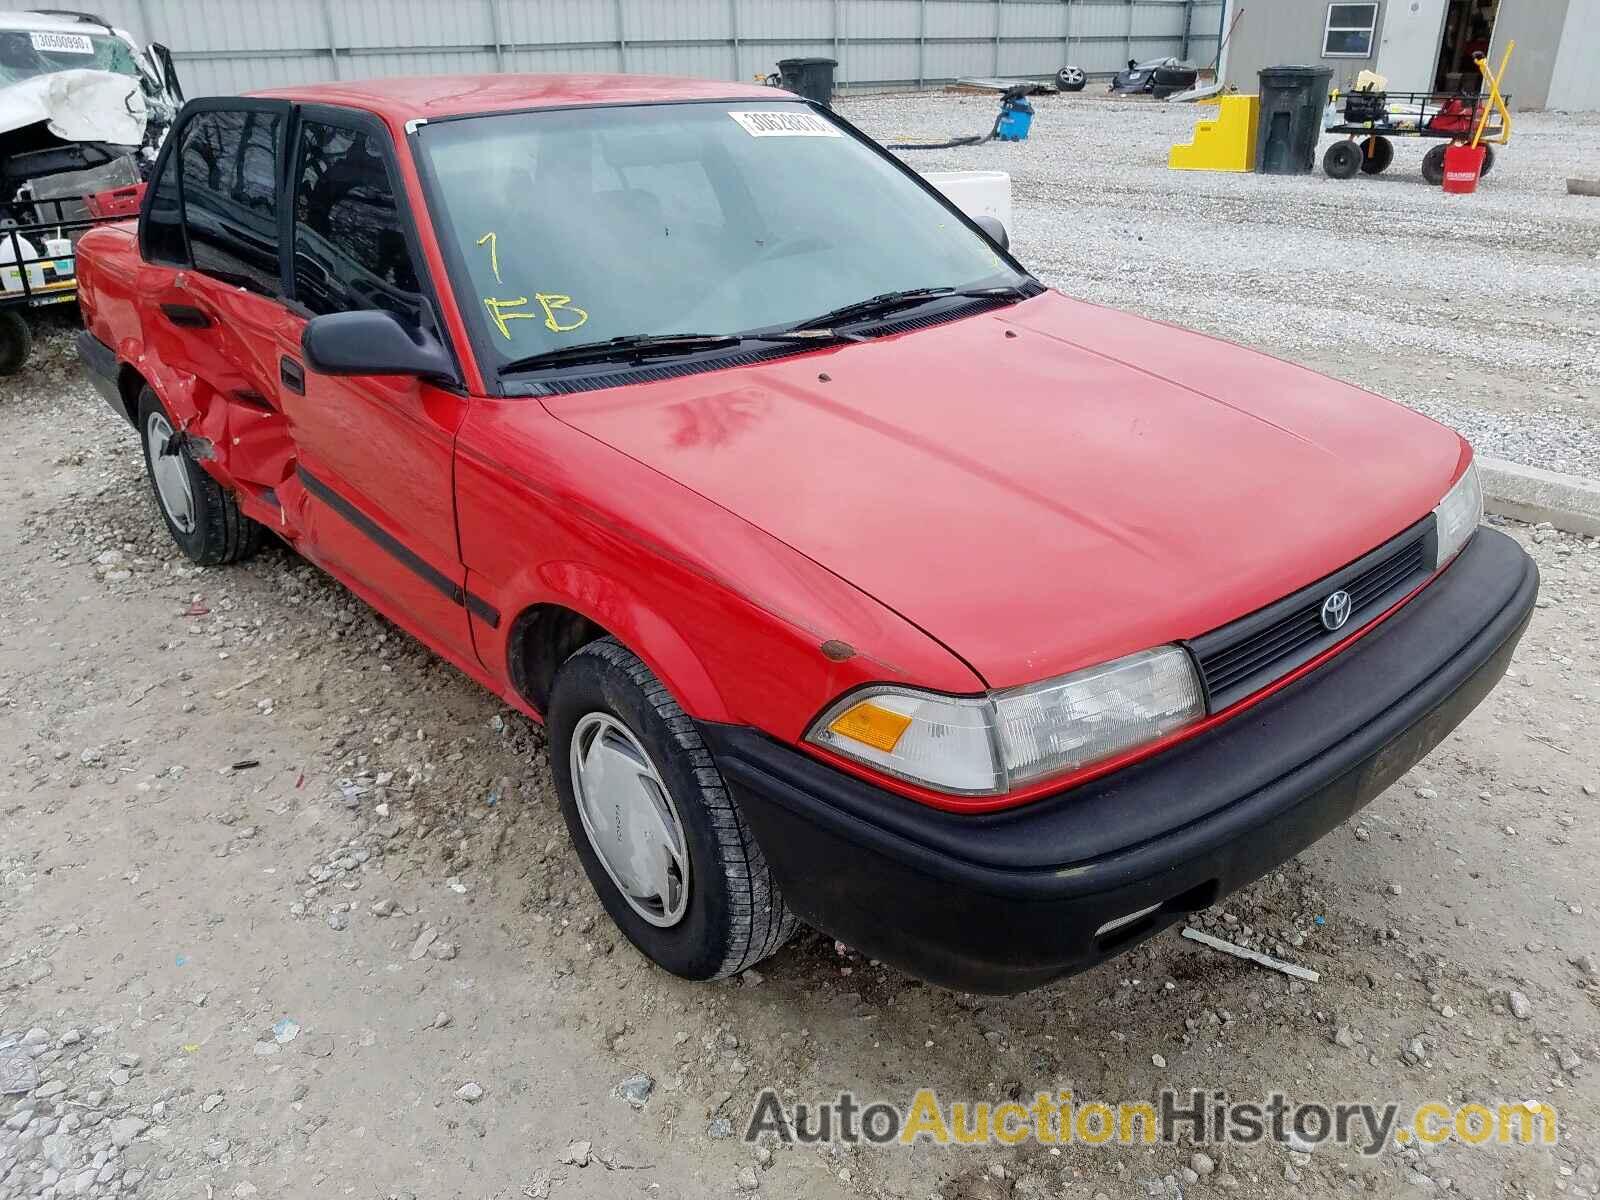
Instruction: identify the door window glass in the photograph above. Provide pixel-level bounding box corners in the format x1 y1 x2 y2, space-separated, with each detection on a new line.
142 138 186 266
179 108 283 296
291 121 422 322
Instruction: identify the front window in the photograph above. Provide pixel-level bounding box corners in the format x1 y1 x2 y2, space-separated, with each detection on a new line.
417 101 1023 374
0 28 142 85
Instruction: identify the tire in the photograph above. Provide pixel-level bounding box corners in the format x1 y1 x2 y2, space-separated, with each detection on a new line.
1421 143 1448 186
1323 140 1362 180
1359 135 1394 175
136 386 265 566
0 310 31 376
549 637 798 981
1055 65 1086 92
1480 144 1495 177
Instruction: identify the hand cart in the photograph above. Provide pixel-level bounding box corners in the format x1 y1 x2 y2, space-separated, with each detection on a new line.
1321 44 1514 186
0 185 143 376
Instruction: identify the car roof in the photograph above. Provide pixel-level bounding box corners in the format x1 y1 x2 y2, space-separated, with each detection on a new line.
248 73 788 123
0 9 130 35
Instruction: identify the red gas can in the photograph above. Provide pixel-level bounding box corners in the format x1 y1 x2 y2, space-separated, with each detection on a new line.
1442 144 1486 193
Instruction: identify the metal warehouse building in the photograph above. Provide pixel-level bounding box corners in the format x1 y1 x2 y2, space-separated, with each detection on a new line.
1223 0 1600 110
81 0 1227 96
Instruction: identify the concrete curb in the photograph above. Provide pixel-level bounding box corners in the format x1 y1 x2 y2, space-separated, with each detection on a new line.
1480 456 1600 537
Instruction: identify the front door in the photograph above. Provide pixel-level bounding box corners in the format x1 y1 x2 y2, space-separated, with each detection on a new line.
1376 0 1450 90
271 108 475 664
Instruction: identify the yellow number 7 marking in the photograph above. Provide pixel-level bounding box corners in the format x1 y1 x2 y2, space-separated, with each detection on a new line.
475 231 500 283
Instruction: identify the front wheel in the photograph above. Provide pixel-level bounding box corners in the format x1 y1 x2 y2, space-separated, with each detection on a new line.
137 387 265 566
549 638 798 981
1480 144 1495 177
1421 143 1449 186
1323 140 1362 180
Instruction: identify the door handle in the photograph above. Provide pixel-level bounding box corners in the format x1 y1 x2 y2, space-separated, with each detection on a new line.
280 356 306 395
160 303 211 328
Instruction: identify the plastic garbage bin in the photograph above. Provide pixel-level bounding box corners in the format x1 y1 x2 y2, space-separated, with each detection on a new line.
777 57 838 107
1255 65 1333 175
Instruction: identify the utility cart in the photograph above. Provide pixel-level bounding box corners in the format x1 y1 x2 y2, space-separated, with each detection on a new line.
1321 48 1513 186
0 186 142 375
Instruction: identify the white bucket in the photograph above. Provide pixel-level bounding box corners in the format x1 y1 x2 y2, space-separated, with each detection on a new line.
0 232 47 294
920 170 1013 231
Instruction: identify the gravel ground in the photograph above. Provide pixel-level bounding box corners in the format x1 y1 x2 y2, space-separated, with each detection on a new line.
1 317 1598 1200
841 90 1600 478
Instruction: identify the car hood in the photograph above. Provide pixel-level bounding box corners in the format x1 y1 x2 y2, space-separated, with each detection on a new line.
542 291 1466 688
0 69 147 142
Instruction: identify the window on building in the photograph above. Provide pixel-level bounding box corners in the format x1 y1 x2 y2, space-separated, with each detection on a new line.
1323 3 1380 57
179 108 284 296
290 120 423 323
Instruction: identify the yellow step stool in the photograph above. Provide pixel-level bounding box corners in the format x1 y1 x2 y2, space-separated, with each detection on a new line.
1169 95 1260 172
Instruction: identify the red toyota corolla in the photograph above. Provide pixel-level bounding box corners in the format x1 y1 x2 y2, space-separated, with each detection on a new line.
76 75 1536 993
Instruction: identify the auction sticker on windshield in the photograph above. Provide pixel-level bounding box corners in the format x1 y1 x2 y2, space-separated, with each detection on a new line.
728 110 842 137
29 31 95 54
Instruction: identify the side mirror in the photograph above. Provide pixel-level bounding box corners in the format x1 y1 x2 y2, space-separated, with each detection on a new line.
974 214 1009 252
302 309 454 380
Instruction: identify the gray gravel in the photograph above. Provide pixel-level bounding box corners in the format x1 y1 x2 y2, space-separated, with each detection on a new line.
840 90 1600 477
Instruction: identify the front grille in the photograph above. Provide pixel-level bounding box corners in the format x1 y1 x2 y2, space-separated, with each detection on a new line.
1186 516 1435 711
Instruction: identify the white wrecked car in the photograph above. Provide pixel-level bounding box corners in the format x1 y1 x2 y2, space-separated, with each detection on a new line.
0 10 183 212
0 10 182 372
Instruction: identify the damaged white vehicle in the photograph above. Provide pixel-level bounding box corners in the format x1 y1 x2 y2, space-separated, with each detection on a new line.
0 10 182 212
0 10 181 373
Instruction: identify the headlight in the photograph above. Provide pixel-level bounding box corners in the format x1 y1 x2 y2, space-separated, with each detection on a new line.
806 646 1204 797
1432 460 1482 568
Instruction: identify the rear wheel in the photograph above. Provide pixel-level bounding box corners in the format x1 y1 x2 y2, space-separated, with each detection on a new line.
1421 143 1449 186
137 387 265 566
0 310 31 375
549 637 798 981
1359 135 1394 174
1323 140 1362 180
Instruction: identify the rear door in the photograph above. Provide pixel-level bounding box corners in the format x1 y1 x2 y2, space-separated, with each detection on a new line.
270 106 475 663
139 99 297 515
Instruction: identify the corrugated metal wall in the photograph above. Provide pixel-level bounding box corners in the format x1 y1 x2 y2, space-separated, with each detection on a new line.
84 0 1224 97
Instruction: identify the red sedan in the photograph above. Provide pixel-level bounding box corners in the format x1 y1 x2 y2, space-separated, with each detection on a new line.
75 75 1536 993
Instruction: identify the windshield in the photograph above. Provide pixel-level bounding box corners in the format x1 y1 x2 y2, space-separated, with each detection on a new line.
418 101 1023 371
0 29 142 86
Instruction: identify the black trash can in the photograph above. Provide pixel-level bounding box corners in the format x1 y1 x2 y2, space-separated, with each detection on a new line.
777 57 838 107
1255 65 1333 175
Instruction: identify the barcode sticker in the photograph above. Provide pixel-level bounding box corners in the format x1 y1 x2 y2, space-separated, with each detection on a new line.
30 31 95 54
728 110 842 138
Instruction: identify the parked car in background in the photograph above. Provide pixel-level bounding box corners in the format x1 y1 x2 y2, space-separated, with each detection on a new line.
75 75 1536 994
1109 56 1199 98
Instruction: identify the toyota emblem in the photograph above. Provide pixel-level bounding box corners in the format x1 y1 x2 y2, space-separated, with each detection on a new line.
1320 589 1353 632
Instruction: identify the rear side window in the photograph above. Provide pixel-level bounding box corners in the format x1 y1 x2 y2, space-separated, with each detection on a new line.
142 141 186 266
179 108 283 296
291 121 422 321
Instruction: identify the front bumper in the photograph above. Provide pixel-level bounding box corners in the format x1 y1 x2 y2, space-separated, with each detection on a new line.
703 527 1538 994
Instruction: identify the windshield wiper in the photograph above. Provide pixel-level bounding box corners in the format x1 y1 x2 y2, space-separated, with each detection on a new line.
497 329 862 377
786 284 1033 335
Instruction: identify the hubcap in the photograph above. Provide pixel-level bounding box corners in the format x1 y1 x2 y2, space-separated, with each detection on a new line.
145 411 195 534
570 713 690 927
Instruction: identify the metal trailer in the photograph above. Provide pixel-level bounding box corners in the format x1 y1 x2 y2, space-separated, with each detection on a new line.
0 188 140 374
1321 89 1510 184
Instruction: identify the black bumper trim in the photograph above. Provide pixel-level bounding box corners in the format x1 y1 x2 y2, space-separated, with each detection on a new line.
703 528 1537 993
76 329 127 422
